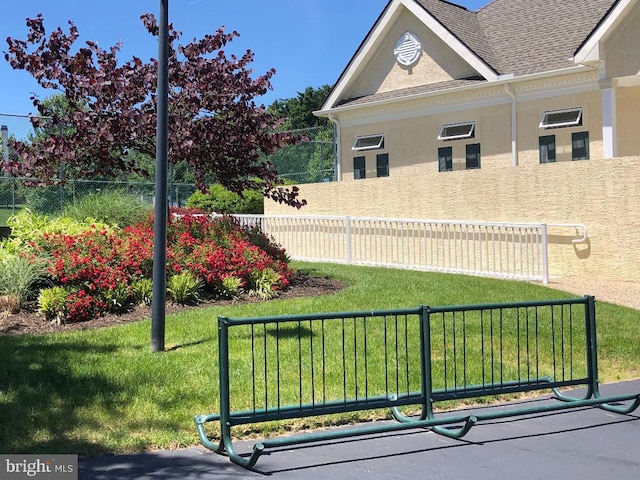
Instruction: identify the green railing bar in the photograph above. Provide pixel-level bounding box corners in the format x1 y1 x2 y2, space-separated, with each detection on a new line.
224 393 426 426
431 377 591 401
424 296 590 314
220 307 423 326
212 376 590 427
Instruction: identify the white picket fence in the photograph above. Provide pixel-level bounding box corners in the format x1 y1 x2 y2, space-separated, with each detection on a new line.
212 214 588 284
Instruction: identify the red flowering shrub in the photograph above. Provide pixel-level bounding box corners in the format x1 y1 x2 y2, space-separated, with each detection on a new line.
121 224 155 279
63 290 109 323
33 213 292 323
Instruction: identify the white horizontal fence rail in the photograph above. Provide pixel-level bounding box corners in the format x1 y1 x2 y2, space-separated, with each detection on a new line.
226 214 557 283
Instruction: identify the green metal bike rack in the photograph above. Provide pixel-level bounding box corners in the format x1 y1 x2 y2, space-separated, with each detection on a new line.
195 296 640 469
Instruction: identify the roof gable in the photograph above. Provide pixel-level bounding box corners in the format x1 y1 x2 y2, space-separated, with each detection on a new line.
344 7 483 101
574 0 635 65
321 0 626 111
322 0 499 111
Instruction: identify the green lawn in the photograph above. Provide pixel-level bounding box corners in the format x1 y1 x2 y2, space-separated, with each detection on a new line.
0 207 17 226
0 262 638 455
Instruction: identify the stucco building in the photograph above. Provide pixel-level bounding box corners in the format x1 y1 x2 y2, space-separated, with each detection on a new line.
266 0 640 282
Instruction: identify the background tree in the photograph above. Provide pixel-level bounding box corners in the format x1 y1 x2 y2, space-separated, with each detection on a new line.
268 85 332 131
185 184 263 214
267 85 335 183
3 14 306 208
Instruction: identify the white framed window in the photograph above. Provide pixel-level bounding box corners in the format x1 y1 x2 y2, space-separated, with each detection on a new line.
539 107 583 129
438 122 475 141
352 134 384 151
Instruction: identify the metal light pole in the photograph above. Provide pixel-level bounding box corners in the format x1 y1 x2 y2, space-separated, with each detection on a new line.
151 0 169 353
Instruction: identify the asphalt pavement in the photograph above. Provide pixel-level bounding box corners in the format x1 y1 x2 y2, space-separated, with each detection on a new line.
79 380 640 480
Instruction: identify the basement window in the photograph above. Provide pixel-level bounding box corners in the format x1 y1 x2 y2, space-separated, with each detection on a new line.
539 107 583 129
438 122 475 141
352 134 384 151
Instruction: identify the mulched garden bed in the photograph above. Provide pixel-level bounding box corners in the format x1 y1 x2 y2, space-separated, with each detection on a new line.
0 272 346 336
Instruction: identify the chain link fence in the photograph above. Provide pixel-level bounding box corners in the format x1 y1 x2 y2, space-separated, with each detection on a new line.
0 176 197 222
1 113 47 161
0 114 337 223
266 125 336 183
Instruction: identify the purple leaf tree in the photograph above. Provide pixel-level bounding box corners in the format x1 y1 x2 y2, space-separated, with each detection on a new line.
4 13 306 208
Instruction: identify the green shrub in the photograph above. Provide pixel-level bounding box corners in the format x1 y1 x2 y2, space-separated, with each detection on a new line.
221 275 243 299
167 271 204 305
132 278 153 306
38 286 69 323
22 184 69 215
0 237 28 256
0 254 48 311
248 268 281 300
63 189 153 227
185 184 263 214
7 208 112 252
102 283 133 313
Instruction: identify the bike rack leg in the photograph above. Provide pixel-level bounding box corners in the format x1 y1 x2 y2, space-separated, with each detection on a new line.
596 394 640 415
194 414 225 454
391 406 429 423
431 416 477 439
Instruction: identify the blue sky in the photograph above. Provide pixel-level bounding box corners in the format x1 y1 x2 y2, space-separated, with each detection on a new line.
0 0 488 115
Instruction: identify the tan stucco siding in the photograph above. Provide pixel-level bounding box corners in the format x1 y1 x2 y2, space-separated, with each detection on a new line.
616 86 640 156
605 3 640 78
347 9 478 99
266 156 640 283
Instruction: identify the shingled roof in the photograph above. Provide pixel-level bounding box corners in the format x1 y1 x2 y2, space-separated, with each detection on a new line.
414 0 502 72
476 0 618 76
332 0 621 109
340 77 486 107
414 0 618 76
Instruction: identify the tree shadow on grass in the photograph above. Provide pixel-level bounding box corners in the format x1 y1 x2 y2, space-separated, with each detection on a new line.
0 334 178 456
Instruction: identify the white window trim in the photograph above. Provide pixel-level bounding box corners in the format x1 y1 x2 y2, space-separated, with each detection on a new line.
438 122 475 141
539 107 583 129
352 133 384 151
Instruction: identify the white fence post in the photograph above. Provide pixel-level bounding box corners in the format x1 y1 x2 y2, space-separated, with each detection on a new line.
345 216 352 265
541 223 549 284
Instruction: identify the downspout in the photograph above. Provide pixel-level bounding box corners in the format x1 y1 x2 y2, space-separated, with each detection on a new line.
327 114 342 181
503 84 518 167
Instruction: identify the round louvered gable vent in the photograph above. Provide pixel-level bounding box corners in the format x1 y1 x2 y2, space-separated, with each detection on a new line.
394 32 422 67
